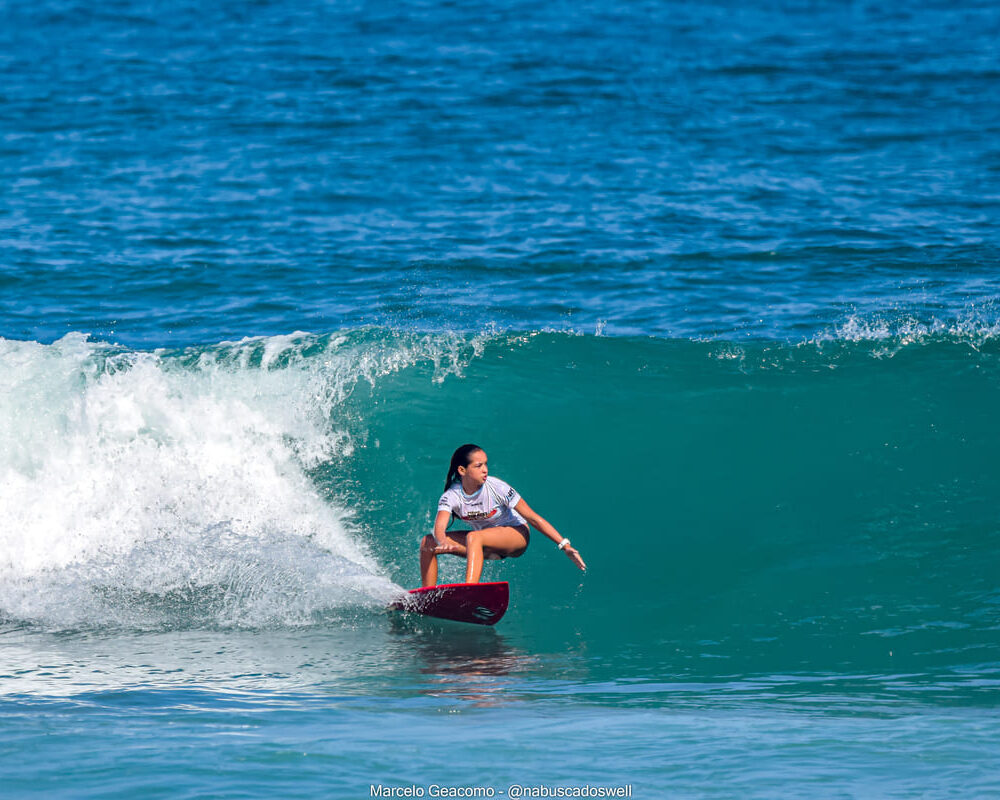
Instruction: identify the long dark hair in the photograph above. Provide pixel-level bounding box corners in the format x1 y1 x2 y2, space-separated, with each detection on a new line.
444 443 484 492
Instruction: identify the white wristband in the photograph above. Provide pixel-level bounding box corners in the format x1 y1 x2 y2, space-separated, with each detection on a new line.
557 538 570 550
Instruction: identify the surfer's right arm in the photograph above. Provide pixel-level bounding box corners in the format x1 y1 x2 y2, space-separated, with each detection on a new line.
430 509 465 554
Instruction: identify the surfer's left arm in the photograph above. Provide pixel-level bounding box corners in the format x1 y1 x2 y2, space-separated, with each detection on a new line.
514 499 586 571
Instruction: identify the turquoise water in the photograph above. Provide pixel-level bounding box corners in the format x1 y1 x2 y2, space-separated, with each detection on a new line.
3 0 1000 796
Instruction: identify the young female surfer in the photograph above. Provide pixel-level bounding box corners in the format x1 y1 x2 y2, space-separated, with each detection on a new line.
419 443 587 586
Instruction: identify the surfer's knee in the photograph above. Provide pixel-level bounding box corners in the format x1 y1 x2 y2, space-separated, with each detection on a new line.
466 530 483 548
420 534 437 553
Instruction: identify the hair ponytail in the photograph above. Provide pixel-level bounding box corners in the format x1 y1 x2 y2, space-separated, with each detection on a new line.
444 443 484 493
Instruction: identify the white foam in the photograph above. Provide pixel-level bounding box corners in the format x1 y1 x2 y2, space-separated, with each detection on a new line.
0 330 487 629
812 311 1000 352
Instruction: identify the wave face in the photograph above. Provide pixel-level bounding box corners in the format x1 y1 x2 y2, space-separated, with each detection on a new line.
2 327 999 679
340 327 999 674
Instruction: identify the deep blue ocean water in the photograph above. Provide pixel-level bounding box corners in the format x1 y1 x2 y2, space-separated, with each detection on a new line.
2 1 1000 797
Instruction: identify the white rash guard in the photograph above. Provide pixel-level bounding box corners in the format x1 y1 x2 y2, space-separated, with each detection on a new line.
437 476 527 530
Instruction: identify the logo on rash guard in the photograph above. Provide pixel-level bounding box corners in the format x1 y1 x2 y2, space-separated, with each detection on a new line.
461 509 498 521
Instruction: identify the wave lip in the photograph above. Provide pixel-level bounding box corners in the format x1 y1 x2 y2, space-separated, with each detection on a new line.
812 310 1000 350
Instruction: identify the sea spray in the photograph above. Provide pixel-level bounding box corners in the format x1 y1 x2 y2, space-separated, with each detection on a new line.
0 330 489 629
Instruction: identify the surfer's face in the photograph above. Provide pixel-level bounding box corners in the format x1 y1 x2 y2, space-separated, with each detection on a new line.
459 450 488 488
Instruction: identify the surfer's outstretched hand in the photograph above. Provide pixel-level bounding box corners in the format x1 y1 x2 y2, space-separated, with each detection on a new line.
564 544 586 572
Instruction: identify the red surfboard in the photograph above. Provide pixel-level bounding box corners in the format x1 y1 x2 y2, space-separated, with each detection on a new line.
389 581 509 626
